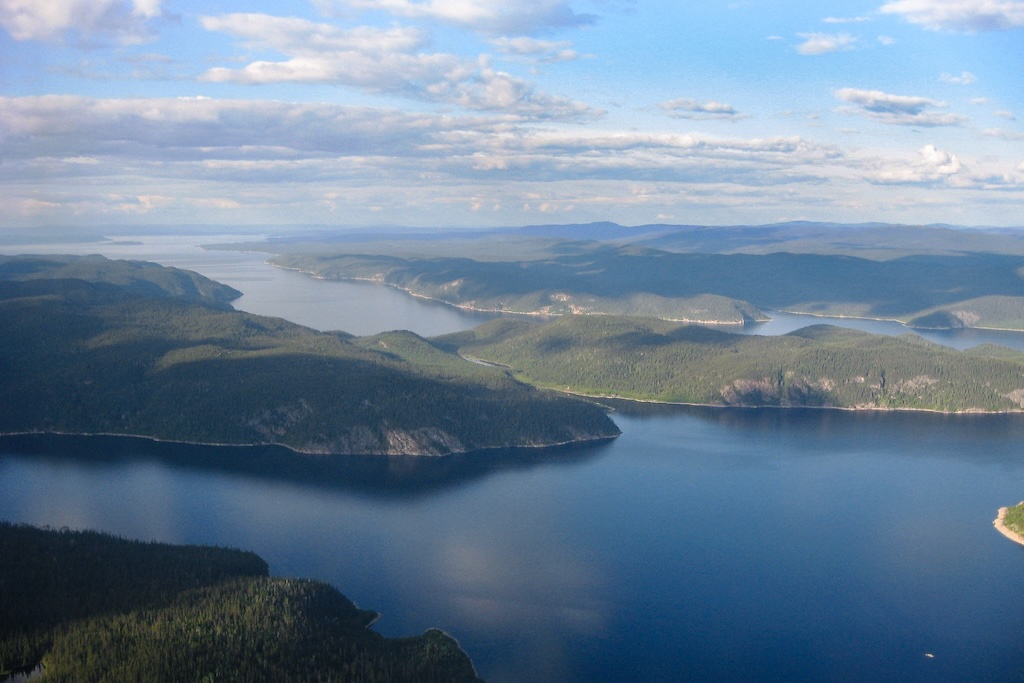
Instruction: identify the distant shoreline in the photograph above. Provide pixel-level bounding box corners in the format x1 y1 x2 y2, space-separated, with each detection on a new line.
993 505 1024 547
272 263 1024 332
774 308 1024 333
556 389 1024 416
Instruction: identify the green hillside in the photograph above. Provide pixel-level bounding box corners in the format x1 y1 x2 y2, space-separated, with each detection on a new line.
443 315 1024 412
0 257 618 455
0 522 482 683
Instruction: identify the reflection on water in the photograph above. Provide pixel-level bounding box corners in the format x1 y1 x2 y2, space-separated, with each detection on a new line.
4 411 1024 683
0 433 612 499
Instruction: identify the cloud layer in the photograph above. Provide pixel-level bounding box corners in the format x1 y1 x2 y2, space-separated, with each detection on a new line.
0 2 1021 227
198 13 597 121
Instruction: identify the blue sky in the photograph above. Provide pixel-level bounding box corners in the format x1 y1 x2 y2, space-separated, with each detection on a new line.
1 0 1023 229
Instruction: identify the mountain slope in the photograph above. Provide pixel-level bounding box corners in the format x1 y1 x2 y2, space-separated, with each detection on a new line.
0 258 618 455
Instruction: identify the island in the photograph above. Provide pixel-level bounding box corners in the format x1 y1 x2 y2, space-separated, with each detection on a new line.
0 254 619 456
994 502 1024 547
441 315 1024 412
0 521 483 682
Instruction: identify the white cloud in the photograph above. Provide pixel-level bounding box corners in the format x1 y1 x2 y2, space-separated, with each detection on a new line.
0 0 162 43
835 87 967 126
659 98 748 121
995 110 1016 120
796 33 857 54
879 0 1024 32
491 37 579 63
877 34 896 44
823 16 871 23
317 0 593 36
869 144 966 184
939 70 976 84
199 14 598 121
5 94 1019 227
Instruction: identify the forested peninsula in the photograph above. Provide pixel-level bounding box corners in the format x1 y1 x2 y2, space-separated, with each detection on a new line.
269 241 1024 331
442 315 1024 413
0 522 483 683
0 255 619 456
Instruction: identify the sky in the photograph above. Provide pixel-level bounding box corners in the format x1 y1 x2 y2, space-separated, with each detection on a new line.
1 0 1023 230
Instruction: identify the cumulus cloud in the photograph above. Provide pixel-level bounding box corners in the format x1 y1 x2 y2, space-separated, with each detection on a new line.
0 0 163 43
199 13 598 121
796 32 857 54
316 0 593 36
939 70 976 84
869 143 967 184
835 87 967 126
879 0 1024 32
659 98 748 121
995 110 1017 120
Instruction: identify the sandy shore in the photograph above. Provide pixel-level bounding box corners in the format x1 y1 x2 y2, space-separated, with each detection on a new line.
993 505 1024 547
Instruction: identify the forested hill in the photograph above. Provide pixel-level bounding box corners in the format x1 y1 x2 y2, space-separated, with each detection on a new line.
0 253 241 304
0 258 618 455
271 245 1024 330
442 316 1024 412
0 522 483 683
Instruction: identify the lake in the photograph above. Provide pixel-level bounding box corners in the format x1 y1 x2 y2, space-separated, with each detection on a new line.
2 235 1024 682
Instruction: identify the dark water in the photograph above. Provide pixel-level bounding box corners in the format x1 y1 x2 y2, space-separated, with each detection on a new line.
3 236 1024 682
3 410 1024 682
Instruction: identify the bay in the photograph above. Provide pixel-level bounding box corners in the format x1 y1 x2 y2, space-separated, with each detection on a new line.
3 234 1024 682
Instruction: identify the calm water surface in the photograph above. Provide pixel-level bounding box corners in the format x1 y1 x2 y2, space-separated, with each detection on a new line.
3 235 1024 682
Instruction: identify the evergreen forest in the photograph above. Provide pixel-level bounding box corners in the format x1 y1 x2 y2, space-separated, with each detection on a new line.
0 522 483 682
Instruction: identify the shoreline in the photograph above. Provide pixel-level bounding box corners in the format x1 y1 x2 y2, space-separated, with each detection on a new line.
993 505 1024 547
774 308 1024 334
271 262 1024 332
549 388 1024 415
0 428 619 458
